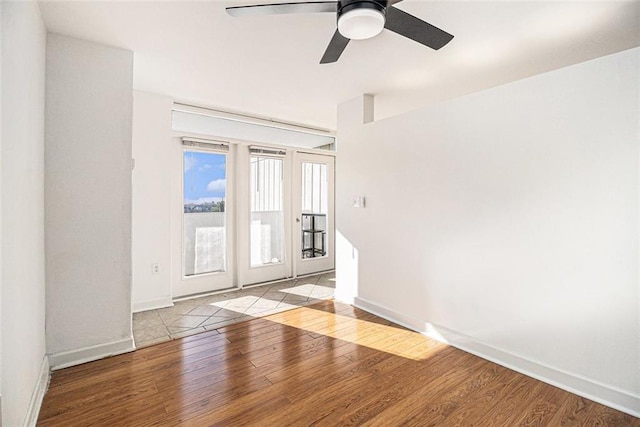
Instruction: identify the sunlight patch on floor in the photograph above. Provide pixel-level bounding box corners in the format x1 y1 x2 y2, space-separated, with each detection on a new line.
279 284 315 297
262 306 446 361
210 295 261 309
279 284 334 298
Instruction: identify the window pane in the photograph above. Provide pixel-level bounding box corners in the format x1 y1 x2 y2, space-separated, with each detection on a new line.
301 162 327 259
183 150 227 276
250 156 285 267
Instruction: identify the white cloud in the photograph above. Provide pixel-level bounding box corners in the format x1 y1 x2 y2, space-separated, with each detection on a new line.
206 178 226 193
184 155 196 172
198 164 213 172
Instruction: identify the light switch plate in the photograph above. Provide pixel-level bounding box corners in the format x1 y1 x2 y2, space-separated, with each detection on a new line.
353 196 366 208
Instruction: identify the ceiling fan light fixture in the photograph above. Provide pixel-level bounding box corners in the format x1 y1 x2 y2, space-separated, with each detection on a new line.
228 0 455 64
337 2 385 40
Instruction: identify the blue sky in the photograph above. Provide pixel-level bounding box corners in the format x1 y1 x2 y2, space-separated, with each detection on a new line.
183 151 226 204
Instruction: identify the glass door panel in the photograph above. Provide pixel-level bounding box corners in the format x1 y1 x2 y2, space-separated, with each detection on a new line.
183 150 227 276
250 156 285 267
237 147 292 287
301 163 327 259
173 144 234 298
295 153 335 276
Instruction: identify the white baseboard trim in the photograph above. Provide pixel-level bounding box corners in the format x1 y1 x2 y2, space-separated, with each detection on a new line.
25 356 50 427
132 296 173 313
353 296 640 418
48 337 135 371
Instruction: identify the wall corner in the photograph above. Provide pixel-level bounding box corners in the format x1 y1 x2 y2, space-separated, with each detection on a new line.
337 94 375 130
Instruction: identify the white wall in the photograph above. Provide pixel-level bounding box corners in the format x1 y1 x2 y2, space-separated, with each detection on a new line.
1 1 48 425
1 2 4 419
45 34 134 367
132 90 173 312
336 48 640 415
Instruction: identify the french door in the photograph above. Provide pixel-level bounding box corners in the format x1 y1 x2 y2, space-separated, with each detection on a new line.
173 140 235 297
173 139 334 297
294 152 335 276
236 147 293 286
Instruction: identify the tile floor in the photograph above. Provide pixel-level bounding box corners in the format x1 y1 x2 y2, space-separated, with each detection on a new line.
133 271 336 348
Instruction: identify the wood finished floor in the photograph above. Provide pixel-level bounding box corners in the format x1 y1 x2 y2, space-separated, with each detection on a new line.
38 300 638 426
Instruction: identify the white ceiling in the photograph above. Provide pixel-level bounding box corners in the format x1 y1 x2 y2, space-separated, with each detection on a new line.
38 0 640 130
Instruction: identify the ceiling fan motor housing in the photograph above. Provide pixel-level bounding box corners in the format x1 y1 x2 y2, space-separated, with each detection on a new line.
337 0 387 40
338 0 387 16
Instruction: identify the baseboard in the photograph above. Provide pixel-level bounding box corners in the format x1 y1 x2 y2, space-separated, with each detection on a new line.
353 296 640 418
48 337 135 370
132 296 173 313
24 356 50 427
296 269 335 279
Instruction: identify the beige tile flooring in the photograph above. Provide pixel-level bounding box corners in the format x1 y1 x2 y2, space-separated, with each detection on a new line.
133 271 336 348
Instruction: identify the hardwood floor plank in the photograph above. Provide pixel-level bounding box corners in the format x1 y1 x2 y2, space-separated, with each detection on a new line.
383 360 504 426
547 394 595 426
218 317 298 340
179 393 291 427
239 331 317 363
263 353 354 386
248 334 347 368
467 375 545 426
153 351 260 394
513 384 569 426
434 361 523 424
286 350 397 404
250 366 384 426
160 375 274 424
48 330 225 387
282 348 464 426
38 301 638 426
588 405 640 426
45 342 242 399
38 379 161 425
356 353 494 426
156 372 285 425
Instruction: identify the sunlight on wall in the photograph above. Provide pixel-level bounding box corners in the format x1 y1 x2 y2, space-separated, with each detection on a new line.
335 230 359 304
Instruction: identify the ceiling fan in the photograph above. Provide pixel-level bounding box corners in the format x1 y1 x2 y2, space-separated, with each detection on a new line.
226 0 454 64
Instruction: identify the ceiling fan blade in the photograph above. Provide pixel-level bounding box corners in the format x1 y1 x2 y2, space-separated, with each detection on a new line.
384 6 454 50
226 1 337 17
320 30 350 64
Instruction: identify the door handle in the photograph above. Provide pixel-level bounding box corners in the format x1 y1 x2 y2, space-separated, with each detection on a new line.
296 218 300 223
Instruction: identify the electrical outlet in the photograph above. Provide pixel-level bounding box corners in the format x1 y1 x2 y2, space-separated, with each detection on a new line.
151 263 160 275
